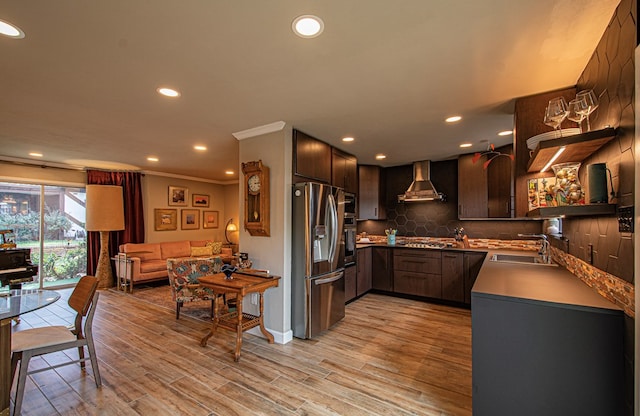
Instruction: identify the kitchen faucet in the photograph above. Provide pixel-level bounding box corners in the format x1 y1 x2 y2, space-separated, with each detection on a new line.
517 233 551 264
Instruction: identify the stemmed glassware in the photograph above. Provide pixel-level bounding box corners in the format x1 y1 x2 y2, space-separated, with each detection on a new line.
575 89 599 132
567 98 585 133
544 97 569 137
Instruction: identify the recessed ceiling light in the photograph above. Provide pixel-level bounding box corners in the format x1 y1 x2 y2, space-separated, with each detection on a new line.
445 116 462 123
498 130 513 136
157 87 180 98
29 152 43 157
292 15 324 38
194 145 207 151
375 154 386 160
459 143 473 148
147 157 159 162
225 170 234 175
0 20 25 39
342 137 354 142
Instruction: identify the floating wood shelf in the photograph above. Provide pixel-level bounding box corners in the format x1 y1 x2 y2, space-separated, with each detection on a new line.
527 127 616 172
526 204 617 218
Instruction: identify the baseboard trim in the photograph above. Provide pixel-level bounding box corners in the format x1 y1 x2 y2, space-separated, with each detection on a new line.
246 326 293 344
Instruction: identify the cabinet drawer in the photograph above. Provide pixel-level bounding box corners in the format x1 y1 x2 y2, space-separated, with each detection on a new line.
393 248 441 259
394 255 441 273
394 271 442 298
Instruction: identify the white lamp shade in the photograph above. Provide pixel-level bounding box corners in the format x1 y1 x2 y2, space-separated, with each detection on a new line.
85 185 125 231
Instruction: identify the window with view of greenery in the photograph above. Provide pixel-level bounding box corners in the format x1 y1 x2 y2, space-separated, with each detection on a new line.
0 182 87 289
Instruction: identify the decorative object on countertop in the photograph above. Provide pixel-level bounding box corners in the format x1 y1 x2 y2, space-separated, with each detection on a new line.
472 143 514 169
454 227 470 248
551 162 584 206
221 264 237 280
385 229 397 245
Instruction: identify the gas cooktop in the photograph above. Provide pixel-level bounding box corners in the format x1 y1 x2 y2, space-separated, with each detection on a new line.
403 242 447 249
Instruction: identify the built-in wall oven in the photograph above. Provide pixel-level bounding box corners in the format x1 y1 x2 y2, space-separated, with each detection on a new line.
344 192 356 265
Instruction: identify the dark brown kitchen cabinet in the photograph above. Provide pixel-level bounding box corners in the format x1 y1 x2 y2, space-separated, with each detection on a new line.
463 252 486 304
356 247 372 296
332 148 357 193
293 129 332 183
393 249 442 298
344 264 357 302
371 247 392 291
458 146 512 219
441 252 464 302
358 165 386 220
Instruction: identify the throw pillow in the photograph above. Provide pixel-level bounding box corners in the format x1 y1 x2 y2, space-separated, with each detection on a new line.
206 241 223 255
190 246 213 257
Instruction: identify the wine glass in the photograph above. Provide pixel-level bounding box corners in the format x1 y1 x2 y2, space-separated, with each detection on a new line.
544 97 568 137
575 89 599 132
567 98 585 133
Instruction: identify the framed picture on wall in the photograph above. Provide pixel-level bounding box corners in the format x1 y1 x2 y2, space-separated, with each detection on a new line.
154 209 178 231
203 210 219 229
181 209 200 230
168 186 188 206
192 193 210 207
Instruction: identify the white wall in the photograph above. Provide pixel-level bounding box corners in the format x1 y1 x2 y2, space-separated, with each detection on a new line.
238 125 293 344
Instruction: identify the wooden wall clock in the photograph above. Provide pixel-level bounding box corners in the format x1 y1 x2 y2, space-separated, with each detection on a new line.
241 160 270 236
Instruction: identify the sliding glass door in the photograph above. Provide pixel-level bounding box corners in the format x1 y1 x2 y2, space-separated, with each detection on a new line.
0 181 87 289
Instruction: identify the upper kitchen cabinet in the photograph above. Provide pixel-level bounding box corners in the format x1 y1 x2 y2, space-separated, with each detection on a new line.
358 165 386 220
458 145 513 219
293 129 332 183
332 148 358 193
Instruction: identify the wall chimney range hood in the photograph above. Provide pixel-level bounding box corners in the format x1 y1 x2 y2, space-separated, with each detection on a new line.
398 160 445 202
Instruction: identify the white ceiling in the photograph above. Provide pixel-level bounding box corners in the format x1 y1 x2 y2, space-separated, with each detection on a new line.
0 0 620 182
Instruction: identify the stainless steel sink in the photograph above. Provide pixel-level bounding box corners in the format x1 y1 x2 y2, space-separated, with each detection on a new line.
490 253 558 267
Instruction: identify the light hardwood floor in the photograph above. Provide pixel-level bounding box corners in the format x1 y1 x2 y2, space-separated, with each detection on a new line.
10 288 472 415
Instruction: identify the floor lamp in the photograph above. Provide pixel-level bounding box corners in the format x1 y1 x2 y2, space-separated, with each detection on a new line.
86 185 125 289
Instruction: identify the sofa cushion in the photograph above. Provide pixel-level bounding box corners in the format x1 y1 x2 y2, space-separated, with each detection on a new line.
120 243 162 261
190 246 213 257
206 241 223 255
161 241 191 259
190 240 211 247
140 259 167 274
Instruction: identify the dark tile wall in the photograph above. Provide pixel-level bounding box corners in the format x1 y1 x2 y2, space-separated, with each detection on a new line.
564 2 636 413
358 160 542 239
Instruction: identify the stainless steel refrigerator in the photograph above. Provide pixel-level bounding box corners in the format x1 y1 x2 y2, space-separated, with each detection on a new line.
291 182 345 339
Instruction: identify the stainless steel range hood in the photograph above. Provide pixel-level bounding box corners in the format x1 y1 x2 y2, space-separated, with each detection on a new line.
398 160 444 202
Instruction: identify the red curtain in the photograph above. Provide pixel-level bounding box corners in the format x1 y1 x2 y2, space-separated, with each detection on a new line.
86 170 145 276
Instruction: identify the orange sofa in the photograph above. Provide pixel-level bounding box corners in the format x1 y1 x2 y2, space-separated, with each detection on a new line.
116 240 233 285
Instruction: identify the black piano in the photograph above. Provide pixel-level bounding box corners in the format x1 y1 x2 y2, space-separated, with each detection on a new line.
0 248 38 289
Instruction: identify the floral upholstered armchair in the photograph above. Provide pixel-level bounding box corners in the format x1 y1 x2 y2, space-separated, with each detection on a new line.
166 256 224 319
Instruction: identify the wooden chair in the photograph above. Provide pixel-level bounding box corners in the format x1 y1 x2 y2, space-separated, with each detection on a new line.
10 275 101 416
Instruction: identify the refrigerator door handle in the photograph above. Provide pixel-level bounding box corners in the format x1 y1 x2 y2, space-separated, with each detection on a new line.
327 192 338 264
314 270 344 285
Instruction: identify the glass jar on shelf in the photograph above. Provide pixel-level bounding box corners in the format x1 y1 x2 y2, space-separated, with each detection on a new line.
551 162 584 206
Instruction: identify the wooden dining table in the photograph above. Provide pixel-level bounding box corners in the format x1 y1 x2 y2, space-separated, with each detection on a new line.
0 289 60 416
198 271 280 362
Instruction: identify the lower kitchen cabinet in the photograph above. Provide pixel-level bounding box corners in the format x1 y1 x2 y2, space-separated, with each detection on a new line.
441 252 464 302
393 249 442 298
472 292 623 416
356 248 372 296
344 264 357 302
463 252 486 304
371 247 392 291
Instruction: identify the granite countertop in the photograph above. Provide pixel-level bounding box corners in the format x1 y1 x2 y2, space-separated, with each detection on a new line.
472 249 621 314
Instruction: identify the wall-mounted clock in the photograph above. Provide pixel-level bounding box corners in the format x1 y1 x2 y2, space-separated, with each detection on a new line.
241 160 270 236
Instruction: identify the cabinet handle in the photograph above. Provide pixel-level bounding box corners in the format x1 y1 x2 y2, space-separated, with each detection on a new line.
374 208 377 216
458 205 463 216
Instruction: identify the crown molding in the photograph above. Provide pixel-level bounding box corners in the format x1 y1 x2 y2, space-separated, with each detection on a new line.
232 121 286 140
